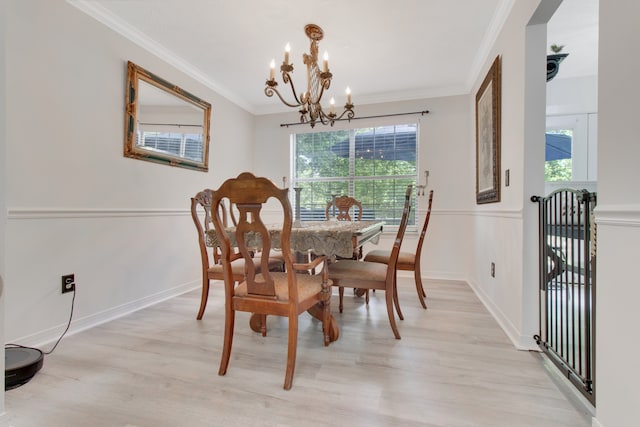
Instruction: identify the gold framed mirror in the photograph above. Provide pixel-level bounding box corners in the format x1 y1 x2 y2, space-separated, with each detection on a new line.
124 61 211 171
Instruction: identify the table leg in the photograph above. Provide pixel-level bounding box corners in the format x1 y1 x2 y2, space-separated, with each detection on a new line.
306 304 339 342
249 313 267 336
248 310 338 342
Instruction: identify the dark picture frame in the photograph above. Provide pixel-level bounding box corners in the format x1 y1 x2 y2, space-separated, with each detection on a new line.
475 55 501 204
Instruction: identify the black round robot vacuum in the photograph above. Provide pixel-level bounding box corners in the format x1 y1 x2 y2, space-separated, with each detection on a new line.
5 347 44 390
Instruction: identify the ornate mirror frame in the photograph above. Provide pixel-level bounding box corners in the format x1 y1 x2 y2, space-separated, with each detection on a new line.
124 61 212 172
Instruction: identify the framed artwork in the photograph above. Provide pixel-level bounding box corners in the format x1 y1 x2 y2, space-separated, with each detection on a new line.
475 55 501 204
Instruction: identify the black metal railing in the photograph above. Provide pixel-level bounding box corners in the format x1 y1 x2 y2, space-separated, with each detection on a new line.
531 189 596 405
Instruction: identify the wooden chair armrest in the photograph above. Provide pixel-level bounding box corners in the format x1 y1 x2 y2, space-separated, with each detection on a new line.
292 254 327 272
229 252 243 262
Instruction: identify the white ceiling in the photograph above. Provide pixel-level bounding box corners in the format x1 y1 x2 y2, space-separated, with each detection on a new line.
69 0 598 115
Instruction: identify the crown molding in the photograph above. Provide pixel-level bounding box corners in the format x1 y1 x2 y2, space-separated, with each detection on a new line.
465 0 516 92
66 0 254 113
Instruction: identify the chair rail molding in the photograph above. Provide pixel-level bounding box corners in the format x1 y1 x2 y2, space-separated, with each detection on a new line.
7 207 190 220
594 204 640 227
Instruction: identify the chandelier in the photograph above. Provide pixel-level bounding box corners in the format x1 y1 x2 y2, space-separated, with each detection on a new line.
265 24 354 128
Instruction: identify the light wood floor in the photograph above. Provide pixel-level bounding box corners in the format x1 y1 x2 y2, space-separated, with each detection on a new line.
3 278 593 427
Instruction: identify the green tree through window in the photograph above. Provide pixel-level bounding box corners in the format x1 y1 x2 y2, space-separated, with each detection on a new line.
545 130 572 181
293 124 417 226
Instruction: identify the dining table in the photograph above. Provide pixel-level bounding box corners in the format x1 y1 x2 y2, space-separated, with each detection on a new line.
206 219 383 259
206 219 385 342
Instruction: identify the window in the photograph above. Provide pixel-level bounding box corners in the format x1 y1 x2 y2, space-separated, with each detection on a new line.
545 114 598 183
545 130 573 181
292 124 418 226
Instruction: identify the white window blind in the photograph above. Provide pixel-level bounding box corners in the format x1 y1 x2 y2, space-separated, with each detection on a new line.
292 124 418 226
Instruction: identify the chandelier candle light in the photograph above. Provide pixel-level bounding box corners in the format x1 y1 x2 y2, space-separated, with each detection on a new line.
265 24 354 128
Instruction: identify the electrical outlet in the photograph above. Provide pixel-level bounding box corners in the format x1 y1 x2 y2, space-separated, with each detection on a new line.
491 262 495 278
61 274 75 294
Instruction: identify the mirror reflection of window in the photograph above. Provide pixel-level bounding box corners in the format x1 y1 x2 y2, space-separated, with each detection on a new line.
137 80 205 162
136 132 204 162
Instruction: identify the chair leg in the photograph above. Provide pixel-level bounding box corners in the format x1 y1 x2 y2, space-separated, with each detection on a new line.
320 300 331 346
218 306 235 376
385 287 401 339
196 277 210 320
283 314 298 390
338 286 344 313
414 265 427 309
393 270 404 320
260 314 268 337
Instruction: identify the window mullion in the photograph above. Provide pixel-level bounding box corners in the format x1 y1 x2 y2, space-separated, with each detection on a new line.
348 129 355 196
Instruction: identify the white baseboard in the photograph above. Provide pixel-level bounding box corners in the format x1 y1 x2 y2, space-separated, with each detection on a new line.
14 280 200 349
398 270 467 282
466 278 537 350
399 272 534 349
539 352 596 414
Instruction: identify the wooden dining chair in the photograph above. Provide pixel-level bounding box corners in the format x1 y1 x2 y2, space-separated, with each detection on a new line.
226 199 290 267
364 189 434 309
325 195 363 221
325 195 364 260
190 189 284 320
211 172 332 390
327 185 413 339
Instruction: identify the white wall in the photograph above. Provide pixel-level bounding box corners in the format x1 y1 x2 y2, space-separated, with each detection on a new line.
593 1 640 426
546 113 598 183
546 76 599 192
546 59 599 191
522 17 549 356
253 97 473 282
1 0 8 413
465 0 545 350
3 0 254 345
547 75 598 115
